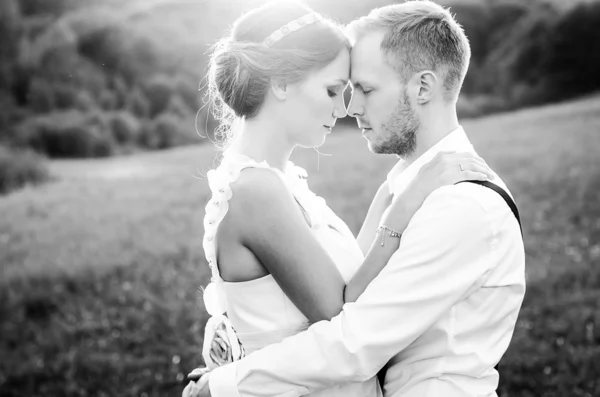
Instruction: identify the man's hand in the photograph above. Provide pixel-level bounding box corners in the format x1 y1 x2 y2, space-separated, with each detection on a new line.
182 373 211 397
183 368 211 397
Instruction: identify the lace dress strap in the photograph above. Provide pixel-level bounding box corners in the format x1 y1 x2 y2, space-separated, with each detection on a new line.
202 153 275 315
201 153 279 369
202 152 341 314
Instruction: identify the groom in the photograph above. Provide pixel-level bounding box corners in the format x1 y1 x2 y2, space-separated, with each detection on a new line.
196 1 525 396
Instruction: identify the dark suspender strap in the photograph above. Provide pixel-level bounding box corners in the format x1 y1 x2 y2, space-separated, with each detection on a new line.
376 365 387 389
457 180 522 235
377 181 521 384
459 179 522 373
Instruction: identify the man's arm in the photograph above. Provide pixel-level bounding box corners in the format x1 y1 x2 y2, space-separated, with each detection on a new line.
210 185 495 397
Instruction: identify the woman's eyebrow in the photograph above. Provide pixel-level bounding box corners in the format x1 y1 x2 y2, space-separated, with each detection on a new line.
331 79 349 86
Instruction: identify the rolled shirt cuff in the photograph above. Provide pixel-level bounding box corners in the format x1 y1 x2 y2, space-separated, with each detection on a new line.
209 363 241 397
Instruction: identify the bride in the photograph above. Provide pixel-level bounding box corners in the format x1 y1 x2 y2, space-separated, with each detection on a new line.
184 1 492 396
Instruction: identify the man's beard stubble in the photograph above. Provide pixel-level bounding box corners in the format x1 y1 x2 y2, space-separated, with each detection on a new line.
373 89 419 157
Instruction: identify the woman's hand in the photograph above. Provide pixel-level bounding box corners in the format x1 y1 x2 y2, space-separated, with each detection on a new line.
412 151 493 195
382 151 494 231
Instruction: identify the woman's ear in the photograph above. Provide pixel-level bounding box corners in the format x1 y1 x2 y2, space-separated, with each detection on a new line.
270 79 287 101
415 70 437 105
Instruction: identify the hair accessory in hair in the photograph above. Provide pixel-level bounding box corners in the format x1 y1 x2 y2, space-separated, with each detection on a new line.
263 13 324 47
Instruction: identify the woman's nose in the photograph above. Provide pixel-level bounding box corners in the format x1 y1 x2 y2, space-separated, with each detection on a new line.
333 97 348 119
333 107 347 119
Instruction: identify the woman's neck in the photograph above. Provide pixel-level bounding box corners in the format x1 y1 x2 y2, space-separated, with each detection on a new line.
228 115 294 172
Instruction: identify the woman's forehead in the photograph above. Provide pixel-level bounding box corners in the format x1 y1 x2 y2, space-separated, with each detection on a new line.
313 49 350 82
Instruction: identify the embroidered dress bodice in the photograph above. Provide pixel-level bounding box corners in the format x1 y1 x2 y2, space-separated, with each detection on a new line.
202 152 381 397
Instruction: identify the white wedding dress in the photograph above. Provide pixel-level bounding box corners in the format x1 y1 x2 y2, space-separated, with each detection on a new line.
201 152 381 397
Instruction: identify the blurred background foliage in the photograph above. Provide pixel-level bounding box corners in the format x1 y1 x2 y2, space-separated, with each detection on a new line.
0 1 599 396
0 0 599 193
0 0 599 165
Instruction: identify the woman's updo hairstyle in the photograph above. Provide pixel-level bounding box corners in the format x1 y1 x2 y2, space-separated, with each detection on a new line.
206 0 349 147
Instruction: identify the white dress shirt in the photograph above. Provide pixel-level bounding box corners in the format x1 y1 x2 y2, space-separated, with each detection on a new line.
209 126 526 397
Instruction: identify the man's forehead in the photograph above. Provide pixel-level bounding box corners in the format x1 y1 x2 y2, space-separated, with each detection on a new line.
352 29 386 54
350 30 388 81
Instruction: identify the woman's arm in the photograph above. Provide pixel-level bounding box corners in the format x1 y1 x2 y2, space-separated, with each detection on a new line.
344 151 495 303
225 152 493 322
344 195 419 303
225 168 409 322
225 168 346 322
226 168 414 322
356 181 392 255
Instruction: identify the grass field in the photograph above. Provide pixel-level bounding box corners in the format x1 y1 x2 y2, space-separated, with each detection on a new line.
1 95 600 396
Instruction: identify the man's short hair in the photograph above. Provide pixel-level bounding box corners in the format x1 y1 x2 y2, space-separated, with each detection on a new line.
347 0 471 102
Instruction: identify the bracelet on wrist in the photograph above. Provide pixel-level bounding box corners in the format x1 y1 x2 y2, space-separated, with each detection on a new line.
376 224 402 247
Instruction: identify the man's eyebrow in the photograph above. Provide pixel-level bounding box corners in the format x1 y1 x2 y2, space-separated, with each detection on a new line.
351 81 363 89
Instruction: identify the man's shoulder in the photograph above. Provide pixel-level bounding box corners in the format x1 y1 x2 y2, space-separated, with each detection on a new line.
431 173 513 212
422 174 521 239
421 183 490 222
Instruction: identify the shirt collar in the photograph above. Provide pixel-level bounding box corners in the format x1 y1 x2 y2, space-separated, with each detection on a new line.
386 126 475 196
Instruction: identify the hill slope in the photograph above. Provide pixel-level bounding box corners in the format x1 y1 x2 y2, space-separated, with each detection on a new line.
1 36 599 397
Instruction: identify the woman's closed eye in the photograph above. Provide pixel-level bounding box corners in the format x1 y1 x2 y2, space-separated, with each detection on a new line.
329 84 347 98
327 83 346 98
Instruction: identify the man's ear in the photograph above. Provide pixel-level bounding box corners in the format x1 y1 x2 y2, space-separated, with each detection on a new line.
270 79 287 101
415 71 437 105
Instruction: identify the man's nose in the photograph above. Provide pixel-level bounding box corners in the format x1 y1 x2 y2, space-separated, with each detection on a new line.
347 92 364 118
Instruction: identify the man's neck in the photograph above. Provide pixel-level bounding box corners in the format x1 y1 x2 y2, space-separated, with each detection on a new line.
403 107 460 166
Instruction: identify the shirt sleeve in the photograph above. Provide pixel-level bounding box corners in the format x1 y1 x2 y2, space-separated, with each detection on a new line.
209 185 495 397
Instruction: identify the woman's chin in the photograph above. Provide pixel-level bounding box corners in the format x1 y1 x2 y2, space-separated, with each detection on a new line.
298 135 327 149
